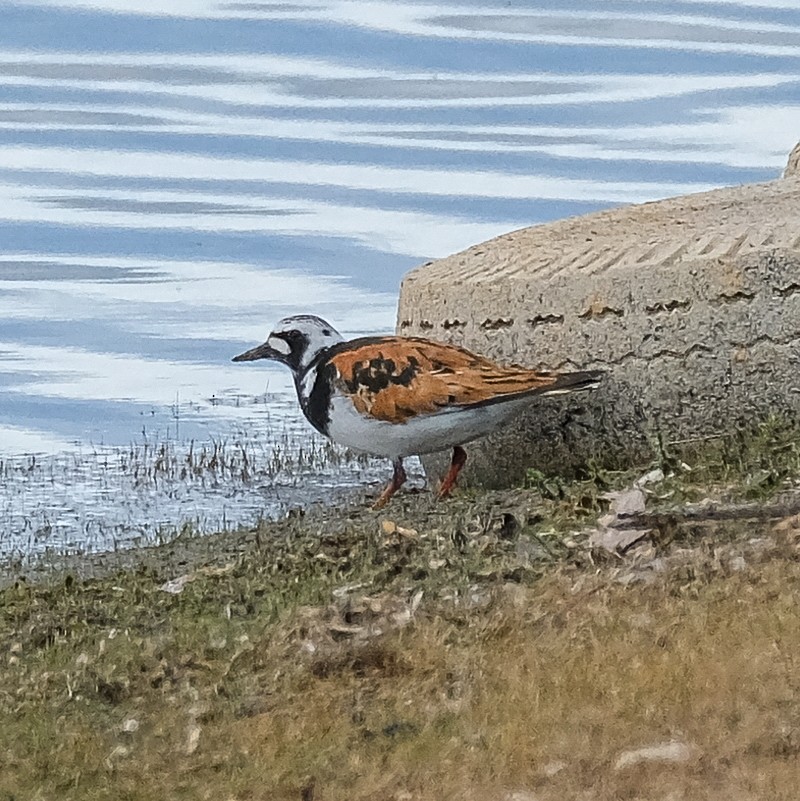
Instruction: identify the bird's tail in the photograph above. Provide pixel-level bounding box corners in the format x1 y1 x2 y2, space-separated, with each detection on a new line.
535 369 604 396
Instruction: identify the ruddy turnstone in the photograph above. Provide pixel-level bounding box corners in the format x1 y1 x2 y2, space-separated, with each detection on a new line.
233 315 602 508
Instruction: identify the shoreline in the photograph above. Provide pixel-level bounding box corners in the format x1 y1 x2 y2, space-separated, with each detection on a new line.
5 415 800 590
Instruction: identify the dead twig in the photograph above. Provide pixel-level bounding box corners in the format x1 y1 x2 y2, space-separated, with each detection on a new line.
614 493 800 530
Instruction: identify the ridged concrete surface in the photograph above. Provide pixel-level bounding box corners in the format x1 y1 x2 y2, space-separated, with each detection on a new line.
397 173 800 486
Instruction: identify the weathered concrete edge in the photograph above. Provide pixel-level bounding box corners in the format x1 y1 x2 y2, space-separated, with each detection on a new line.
395 163 800 486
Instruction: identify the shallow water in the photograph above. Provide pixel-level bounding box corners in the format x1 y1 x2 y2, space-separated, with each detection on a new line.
1 0 798 557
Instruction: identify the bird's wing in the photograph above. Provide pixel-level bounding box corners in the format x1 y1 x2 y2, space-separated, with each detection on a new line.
327 336 561 423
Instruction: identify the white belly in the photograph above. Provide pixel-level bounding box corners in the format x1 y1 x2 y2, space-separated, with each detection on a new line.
325 393 530 459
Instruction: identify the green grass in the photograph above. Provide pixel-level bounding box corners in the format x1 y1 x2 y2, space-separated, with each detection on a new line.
1 418 800 800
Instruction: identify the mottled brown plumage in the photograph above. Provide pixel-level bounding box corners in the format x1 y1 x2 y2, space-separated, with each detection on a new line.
329 337 562 423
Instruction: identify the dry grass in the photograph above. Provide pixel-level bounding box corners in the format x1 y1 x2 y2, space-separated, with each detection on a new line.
2 515 800 801
2 420 800 801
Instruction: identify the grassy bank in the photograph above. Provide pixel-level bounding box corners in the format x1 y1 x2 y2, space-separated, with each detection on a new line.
2 422 800 800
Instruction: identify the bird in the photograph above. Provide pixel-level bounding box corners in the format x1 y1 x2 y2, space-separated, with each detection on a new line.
232 315 603 508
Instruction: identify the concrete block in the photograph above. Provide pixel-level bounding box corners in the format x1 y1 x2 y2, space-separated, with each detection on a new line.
397 168 800 487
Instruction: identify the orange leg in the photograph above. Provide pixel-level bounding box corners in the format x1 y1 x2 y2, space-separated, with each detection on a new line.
437 446 467 499
372 458 407 509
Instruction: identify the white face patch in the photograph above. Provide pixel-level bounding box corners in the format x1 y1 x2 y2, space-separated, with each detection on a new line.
267 335 291 356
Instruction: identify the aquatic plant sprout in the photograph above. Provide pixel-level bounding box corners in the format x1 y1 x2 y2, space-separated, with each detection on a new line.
0 410 407 564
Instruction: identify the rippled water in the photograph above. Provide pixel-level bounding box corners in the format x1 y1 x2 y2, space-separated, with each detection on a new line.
1 0 798 556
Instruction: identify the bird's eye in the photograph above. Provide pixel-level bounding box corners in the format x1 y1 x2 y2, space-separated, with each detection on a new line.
322 328 331 336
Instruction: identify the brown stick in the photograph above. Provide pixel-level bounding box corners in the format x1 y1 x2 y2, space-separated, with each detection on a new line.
613 493 800 530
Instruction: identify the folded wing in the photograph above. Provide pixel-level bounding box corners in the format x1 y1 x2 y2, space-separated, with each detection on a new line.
329 337 601 424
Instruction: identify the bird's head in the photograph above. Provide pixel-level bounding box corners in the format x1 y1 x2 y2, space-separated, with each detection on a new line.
232 315 343 374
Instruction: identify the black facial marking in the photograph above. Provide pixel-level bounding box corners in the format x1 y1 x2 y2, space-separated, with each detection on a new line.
301 361 336 436
277 329 310 372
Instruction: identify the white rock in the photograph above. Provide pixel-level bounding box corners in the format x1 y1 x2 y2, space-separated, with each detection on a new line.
635 468 666 488
542 760 567 777
160 574 192 594
614 740 698 770
589 527 651 554
122 717 139 733
185 723 201 755
606 488 647 517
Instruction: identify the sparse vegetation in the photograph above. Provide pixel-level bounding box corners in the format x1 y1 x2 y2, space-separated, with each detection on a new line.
1 420 800 800
0 430 379 564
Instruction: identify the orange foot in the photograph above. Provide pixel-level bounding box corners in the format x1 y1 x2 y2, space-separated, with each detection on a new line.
437 445 467 499
372 458 407 509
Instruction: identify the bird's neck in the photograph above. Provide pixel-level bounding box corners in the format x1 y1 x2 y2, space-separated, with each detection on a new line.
293 357 332 436
294 361 319 406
